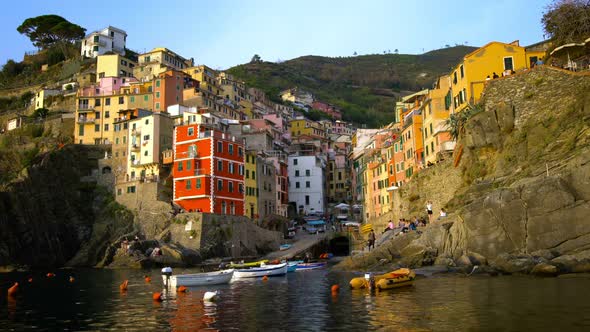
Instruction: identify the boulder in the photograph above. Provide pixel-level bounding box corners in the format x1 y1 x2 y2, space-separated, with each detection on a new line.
531 263 558 276
491 254 535 274
434 256 455 267
399 243 427 268
468 251 488 265
456 254 473 267
531 249 556 261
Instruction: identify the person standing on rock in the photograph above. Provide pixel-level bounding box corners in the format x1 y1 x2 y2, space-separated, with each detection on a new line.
368 230 376 251
426 201 433 223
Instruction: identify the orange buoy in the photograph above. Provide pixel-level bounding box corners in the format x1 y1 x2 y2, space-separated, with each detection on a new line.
144 276 151 283
262 275 269 281
7 282 18 297
152 292 162 302
177 286 187 293
28 278 33 283
46 272 55 278
331 284 340 293
120 280 128 292
69 276 75 283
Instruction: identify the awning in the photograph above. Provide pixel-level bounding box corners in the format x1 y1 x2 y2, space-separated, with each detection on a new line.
334 203 350 209
386 186 399 192
307 220 325 226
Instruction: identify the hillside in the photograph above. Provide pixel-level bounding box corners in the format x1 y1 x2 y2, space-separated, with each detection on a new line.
227 46 476 127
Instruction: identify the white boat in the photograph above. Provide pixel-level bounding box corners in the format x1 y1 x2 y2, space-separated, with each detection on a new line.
233 263 288 278
163 269 234 287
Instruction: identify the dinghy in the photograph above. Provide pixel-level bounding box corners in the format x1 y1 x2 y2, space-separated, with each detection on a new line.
233 263 288 278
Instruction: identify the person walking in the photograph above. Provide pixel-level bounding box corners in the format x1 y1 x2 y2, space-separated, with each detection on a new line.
368 230 376 251
426 201 433 223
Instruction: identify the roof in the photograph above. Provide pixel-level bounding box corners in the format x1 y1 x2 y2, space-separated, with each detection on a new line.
463 41 524 60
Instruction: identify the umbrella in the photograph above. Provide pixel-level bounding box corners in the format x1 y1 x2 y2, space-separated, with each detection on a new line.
334 203 350 209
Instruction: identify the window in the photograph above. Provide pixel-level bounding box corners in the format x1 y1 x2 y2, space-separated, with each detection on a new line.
93 46 99 52
104 124 109 131
229 163 234 174
127 186 136 193
217 142 223 153
305 195 310 205
115 138 119 144
217 179 223 191
105 111 110 119
239 183 244 193
156 92 160 98
306 181 310 188
144 95 149 101
119 96 124 104
95 124 100 132
196 178 201 189
296 182 300 188
503 57 514 71
252 171 256 180
228 144 233 155
143 135 150 141
145 119 149 125
105 98 111 106
294 159 298 165
453 71 457 84
460 65 464 78
177 162 183 171
238 147 243 156
186 179 191 189
188 127 194 136
295 170 300 177
229 182 234 193
93 35 99 42
186 160 192 170
246 169 250 178
239 165 244 175
117 189 122 196
218 160 223 171
156 80 161 87
78 124 84 136
430 123 433 136
95 99 101 106
155 103 160 109
306 170 310 176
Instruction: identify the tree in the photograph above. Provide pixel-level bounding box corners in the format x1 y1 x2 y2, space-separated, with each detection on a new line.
353 51 357 56
17 15 85 56
542 0 590 45
250 54 262 63
394 49 399 54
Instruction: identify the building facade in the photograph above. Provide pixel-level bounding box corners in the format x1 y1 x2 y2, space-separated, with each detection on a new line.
81 26 127 58
288 155 326 215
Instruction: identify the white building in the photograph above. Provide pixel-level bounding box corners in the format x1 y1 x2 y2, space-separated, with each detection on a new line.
81 26 127 58
288 155 326 215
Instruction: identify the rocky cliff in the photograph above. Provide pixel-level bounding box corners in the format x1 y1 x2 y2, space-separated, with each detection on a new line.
337 67 590 275
0 145 134 270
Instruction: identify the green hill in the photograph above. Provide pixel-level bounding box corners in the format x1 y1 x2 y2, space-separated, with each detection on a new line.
227 46 477 127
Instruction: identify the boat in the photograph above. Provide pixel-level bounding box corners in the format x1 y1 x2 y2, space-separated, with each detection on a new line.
163 269 234 288
295 261 327 271
349 268 415 290
228 259 269 268
287 261 303 272
280 244 292 251
233 263 288 278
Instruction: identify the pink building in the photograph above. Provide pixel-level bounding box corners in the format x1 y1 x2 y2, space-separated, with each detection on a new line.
312 101 342 120
79 77 138 97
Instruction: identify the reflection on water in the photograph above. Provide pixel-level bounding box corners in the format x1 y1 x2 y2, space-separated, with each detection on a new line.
1 268 590 331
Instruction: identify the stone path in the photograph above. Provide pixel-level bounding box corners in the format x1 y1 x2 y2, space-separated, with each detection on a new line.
263 231 331 260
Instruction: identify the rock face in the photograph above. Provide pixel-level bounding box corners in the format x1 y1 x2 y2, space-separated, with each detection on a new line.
0 146 134 269
337 67 590 275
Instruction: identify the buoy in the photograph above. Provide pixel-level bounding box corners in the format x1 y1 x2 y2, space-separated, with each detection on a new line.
203 291 217 302
69 276 75 283
46 272 55 278
331 284 340 293
28 278 33 283
144 276 151 283
262 275 269 281
152 292 162 302
178 286 187 293
7 282 18 297
119 280 128 292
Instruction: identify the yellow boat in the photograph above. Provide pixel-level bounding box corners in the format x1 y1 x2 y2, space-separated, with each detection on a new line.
228 260 269 268
349 268 416 290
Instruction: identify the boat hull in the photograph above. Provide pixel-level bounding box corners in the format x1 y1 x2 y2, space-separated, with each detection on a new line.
233 263 288 278
350 268 416 290
228 260 269 269
164 269 234 287
295 262 327 271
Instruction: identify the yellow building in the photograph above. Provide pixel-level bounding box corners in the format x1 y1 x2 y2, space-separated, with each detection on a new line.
96 54 136 81
289 117 325 139
245 150 259 219
135 47 193 81
34 89 61 109
395 90 428 125
423 74 454 165
401 108 424 180
451 40 545 113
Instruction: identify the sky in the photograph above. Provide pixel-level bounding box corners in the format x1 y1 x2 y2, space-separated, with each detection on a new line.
0 0 553 70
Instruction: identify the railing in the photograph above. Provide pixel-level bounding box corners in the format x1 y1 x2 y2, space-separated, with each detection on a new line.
130 159 141 166
78 104 92 110
76 117 95 124
131 143 140 150
175 151 198 159
131 129 141 136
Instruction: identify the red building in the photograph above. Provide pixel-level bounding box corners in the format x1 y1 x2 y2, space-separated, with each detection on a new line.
173 123 245 215
312 101 342 120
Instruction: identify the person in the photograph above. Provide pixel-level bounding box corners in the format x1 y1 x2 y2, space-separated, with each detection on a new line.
304 252 312 263
485 75 491 81
409 221 417 231
536 58 544 66
440 208 447 218
401 220 409 233
388 220 395 231
492 72 499 79
426 201 433 223
368 230 376 251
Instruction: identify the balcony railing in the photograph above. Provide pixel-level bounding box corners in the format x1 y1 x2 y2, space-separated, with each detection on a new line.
76 117 95 124
131 143 140 151
175 151 198 159
131 129 141 136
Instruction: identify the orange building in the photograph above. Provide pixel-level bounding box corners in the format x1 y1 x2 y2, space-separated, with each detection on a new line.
173 123 245 215
154 70 197 112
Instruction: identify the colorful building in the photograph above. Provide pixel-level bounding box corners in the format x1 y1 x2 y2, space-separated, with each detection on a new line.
290 117 326 139
173 122 245 215
423 74 455 165
244 150 259 219
96 54 136 81
135 47 194 81
81 26 127 58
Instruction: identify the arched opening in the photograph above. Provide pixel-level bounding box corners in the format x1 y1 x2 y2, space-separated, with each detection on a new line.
329 236 350 256
102 166 112 174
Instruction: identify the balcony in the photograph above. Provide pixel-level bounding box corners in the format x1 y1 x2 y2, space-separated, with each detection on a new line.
175 151 198 159
131 129 141 136
131 143 140 151
194 169 209 176
130 159 141 167
76 117 95 124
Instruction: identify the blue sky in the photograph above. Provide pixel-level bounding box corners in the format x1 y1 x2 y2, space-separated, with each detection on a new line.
1 0 552 69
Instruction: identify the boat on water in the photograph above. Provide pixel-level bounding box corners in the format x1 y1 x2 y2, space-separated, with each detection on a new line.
280 244 292 251
287 261 303 272
228 259 269 269
163 269 234 288
295 261 327 271
233 263 288 278
349 268 415 290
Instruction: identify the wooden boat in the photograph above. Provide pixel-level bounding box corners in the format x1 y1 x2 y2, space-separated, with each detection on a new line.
295 261 327 271
280 244 292 251
163 269 234 288
233 263 288 278
349 268 415 290
287 261 303 272
228 259 269 269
